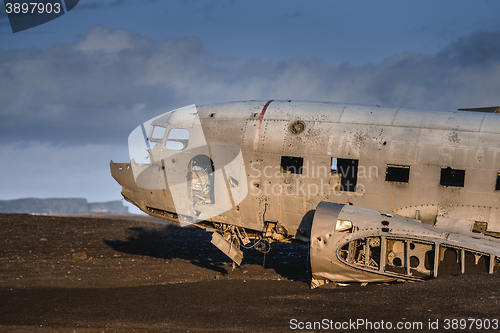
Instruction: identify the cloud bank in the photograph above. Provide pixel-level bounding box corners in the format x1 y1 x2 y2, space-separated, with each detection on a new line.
2 26 500 145
2 26 500 202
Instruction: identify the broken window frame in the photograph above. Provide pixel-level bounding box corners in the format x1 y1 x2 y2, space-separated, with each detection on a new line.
338 236 496 280
439 167 465 187
385 164 410 183
330 157 358 192
148 125 167 143
165 128 190 151
338 236 437 279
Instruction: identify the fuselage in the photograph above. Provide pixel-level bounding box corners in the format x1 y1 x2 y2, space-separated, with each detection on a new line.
111 100 500 239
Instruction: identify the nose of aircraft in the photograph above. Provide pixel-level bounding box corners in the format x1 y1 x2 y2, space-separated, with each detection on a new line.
113 103 251 227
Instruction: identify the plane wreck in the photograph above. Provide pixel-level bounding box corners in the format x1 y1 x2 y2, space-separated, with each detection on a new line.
310 202 500 287
111 100 500 286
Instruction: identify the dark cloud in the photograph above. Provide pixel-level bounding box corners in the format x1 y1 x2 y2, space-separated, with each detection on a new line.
2 26 500 145
350 31 500 108
438 31 500 66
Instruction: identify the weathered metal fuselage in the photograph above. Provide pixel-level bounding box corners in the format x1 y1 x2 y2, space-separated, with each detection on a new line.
111 100 500 283
310 202 500 286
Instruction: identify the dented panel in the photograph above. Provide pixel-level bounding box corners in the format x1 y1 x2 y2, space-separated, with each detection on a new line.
310 202 500 285
111 100 500 276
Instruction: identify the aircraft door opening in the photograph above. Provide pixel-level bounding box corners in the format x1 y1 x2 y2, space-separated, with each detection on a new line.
188 155 215 206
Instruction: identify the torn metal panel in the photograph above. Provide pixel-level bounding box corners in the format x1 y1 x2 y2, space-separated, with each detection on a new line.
310 202 500 285
210 231 243 266
110 161 138 190
111 100 500 283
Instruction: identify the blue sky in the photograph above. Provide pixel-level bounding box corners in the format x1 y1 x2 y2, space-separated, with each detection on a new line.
1 0 500 212
3 1 500 65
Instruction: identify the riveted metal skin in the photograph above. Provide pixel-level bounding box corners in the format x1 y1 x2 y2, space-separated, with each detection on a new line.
310 202 500 284
111 100 500 282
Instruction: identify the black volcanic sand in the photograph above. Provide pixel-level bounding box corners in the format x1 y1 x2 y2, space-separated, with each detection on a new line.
1 213 500 332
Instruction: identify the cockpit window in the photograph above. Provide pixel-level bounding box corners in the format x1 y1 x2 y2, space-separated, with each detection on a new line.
166 128 190 150
149 126 166 142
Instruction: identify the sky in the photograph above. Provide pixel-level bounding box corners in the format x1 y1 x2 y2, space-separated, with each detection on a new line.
1 0 500 213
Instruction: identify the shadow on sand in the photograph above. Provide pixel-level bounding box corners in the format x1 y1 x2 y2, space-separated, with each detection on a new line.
105 224 311 281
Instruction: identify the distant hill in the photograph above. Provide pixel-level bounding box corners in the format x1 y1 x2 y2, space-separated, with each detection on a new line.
0 198 128 215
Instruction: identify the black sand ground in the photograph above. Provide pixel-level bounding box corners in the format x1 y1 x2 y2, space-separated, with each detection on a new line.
1 213 499 332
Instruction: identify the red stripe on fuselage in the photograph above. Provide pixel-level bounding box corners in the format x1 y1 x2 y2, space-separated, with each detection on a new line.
253 100 273 151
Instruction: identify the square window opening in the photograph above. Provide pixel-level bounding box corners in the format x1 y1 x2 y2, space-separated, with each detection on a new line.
281 156 303 174
440 167 465 187
386 165 410 183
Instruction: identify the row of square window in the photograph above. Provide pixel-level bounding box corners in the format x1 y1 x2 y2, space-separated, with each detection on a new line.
386 165 465 187
280 156 499 191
